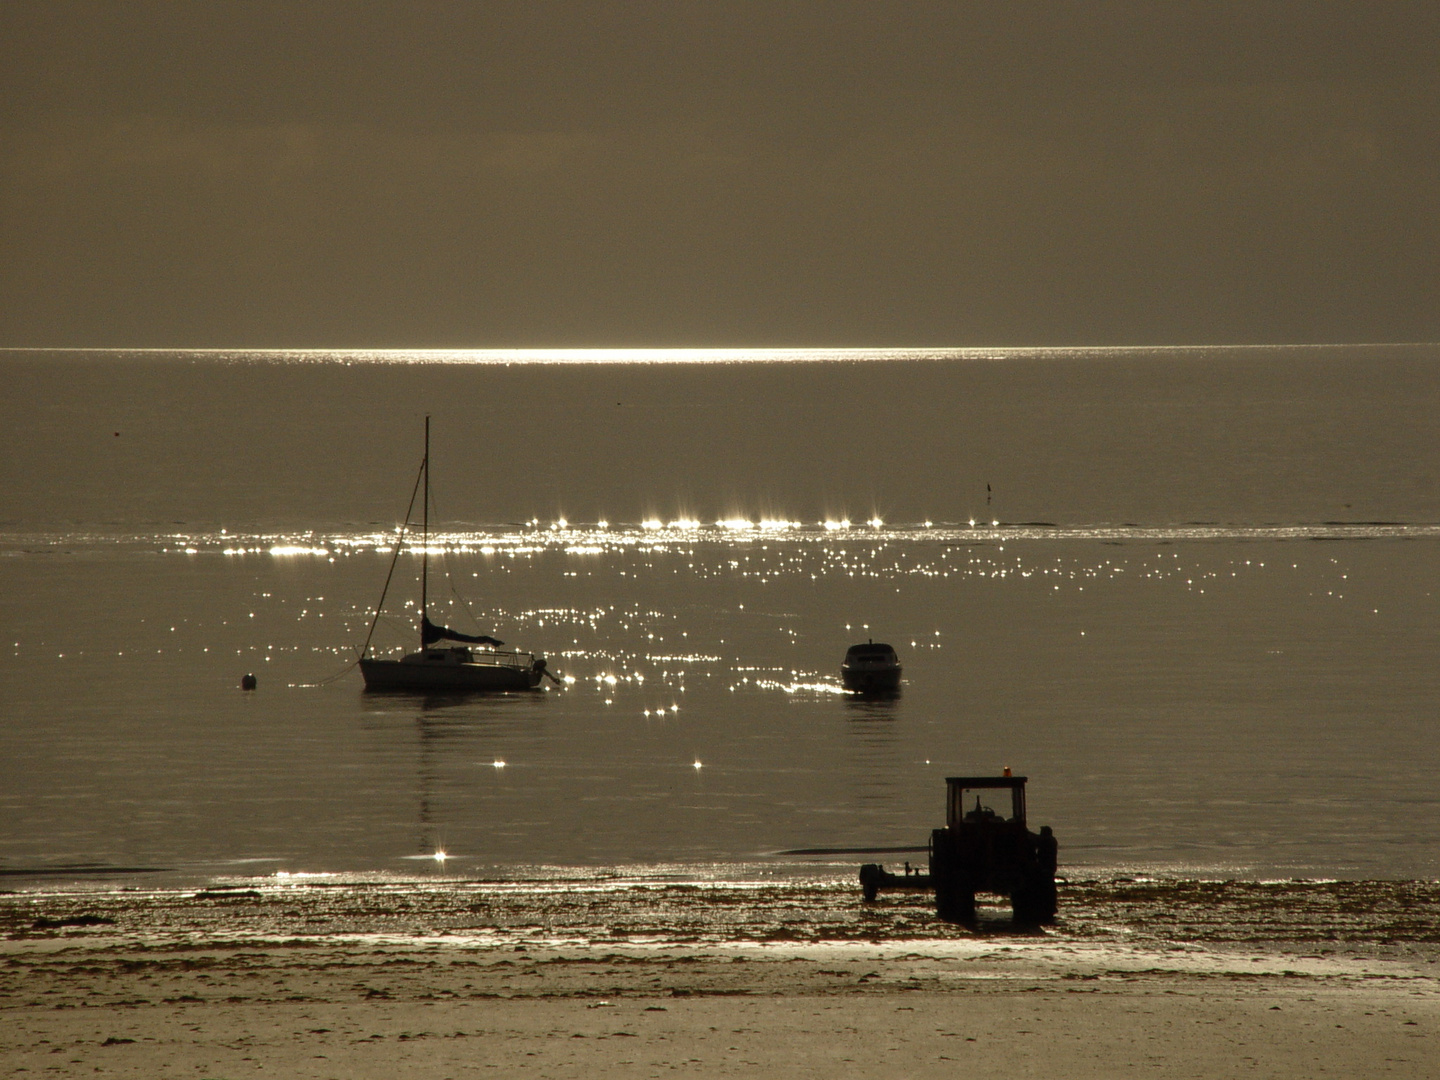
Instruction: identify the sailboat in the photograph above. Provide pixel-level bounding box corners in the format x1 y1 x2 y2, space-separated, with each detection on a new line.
359 418 554 692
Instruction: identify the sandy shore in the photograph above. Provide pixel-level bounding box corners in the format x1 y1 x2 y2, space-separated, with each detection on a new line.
4 931 1436 1078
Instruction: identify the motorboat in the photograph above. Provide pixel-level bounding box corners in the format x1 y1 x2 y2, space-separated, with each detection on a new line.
358 418 555 693
840 640 902 694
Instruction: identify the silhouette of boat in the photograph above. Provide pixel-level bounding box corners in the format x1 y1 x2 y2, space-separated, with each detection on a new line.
359 418 554 693
840 640 902 694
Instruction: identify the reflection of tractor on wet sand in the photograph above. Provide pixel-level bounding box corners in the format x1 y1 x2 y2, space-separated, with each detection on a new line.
861 772 1058 924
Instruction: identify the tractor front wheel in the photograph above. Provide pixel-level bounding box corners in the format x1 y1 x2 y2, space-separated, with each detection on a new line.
935 882 976 923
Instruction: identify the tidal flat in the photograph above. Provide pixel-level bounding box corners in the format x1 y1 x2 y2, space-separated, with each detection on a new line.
3 874 1437 1077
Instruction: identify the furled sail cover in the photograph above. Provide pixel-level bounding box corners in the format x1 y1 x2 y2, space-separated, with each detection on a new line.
421 616 503 647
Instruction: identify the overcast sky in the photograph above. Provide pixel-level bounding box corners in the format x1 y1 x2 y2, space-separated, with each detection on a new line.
2 1 1436 347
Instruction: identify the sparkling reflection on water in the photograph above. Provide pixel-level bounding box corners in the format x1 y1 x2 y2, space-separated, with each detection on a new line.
1 522 1438 881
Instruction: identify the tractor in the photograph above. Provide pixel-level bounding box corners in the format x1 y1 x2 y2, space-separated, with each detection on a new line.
861 772 1057 924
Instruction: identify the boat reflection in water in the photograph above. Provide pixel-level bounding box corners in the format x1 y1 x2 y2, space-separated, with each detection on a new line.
358 417 556 694
840 640 903 696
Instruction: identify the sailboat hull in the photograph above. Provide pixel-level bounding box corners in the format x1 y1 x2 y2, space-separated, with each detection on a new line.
360 652 543 693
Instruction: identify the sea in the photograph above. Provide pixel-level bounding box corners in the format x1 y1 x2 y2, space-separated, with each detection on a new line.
2 345 1438 950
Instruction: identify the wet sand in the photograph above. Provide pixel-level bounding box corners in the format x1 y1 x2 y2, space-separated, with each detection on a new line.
4 876 1438 1076
5 934 1437 1077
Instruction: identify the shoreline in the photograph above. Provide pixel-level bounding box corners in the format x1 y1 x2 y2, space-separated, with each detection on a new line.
4 878 1438 1077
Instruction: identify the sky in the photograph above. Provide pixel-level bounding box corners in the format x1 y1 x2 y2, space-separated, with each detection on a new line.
2 1 1437 348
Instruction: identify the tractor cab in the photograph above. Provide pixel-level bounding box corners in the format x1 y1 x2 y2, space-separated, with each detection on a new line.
947 775 1027 828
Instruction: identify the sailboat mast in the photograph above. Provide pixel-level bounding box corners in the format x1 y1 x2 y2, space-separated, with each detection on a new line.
421 415 429 633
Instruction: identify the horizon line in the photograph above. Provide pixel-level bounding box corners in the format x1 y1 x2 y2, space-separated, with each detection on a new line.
1 342 1436 363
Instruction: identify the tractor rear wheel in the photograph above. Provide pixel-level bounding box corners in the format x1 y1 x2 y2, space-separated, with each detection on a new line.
1012 872 1058 925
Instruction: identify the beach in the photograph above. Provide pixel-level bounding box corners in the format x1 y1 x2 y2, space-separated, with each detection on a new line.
4 877 1438 1077
4 347 1439 1076
5 934 1437 1077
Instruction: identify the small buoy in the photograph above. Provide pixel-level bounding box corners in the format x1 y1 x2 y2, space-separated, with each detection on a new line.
241 674 257 690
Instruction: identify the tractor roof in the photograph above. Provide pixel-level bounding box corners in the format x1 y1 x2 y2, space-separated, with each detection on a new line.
946 775 1027 789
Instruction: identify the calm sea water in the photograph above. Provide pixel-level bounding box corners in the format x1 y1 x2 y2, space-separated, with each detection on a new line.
2 347 1438 886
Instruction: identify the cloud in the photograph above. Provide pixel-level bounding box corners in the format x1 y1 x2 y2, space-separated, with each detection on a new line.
1 2 1436 345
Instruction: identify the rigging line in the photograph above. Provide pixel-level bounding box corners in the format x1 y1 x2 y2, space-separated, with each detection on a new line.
444 556 493 636
440 526 495 635
365 611 417 645
295 656 362 688
428 474 495 637
358 454 427 660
